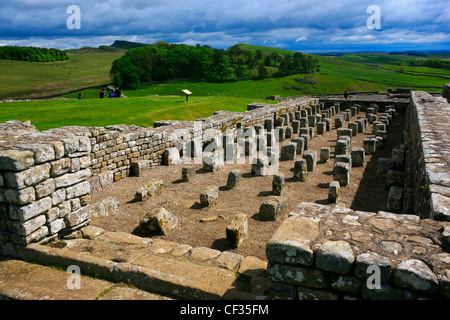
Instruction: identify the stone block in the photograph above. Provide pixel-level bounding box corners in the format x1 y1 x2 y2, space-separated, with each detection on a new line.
203 151 224 172
386 170 405 189
333 162 350 187
64 206 91 228
293 159 308 182
264 119 274 132
377 158 393 177
226 213 248 249
391 147 405 169
0 149 35 171
320 147 330 163
307 115 316 127
284 126 293 139
200 186 219 207
9 196 53 222
363 138 377 155
162 148 180 166
186 139 202 158
181 165 196 182
348 122 358 136
393 259 439 293
328 181 340 204
266 215 319 266
291 120 300 134
303 151 317 172
351 147 365 167
4 163 51 190
335 116 344 129
300 134 309 150
272 173 285 196
130 160 150 177
226 169 242 190
299 117 308 128
259 196 287 221
140 207 178 236
315 241 355 275
251 156 269 176
317 122 325 135
280 143 296 161
387 186 404 213
291 138 304 155
355 251 392 282
335 139 350 155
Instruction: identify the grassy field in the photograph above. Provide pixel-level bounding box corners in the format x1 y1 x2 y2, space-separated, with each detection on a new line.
0 96 276 131
1 43 449 132
0 51 123 99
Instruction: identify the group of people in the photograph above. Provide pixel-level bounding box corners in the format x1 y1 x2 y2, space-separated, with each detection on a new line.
77 87 122 100
99 87 121 98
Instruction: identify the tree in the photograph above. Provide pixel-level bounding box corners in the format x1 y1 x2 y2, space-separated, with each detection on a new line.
257 63 268 78
279 55 293 75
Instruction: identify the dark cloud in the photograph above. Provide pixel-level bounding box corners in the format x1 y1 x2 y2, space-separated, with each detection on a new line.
0 0 448 51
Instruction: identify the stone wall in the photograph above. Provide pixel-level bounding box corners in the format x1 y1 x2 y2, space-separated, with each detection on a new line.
266 202 450 300
0 97 317 247
406 91 450 221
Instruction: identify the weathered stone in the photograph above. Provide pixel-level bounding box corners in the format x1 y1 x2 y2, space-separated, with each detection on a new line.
251 156 269 176
200 186 219 207
387 186 404 213
17 143 55 164
386 170 405 188
10 214 46 236
130 160 150 177
181 165 196 182
355 251 392 282
203 151 224 172
226 213 248 248
297 286 338 300
9 196 52 222
320 147 330 163
317 122 326 135
269 263 327 289
259 196 287 221
291 138 304 155
189 247 221 262
140 207 178 236
54 169 92 188
351 147 365 167
440 270 450 298
315 241 355 275
226 169 242 189
272 173 285 196
64 206 91 228
50 158 71 177
266 215 319 266
393 259 439 293
0 149 35 171
377 158 393 177
335 139 350 155
363 138 377 155
293 159 308 182
4 187 35 205
65 181 91 199
303 151 317 172
215 251 244 272
81 225 105 239
280 143 296 161
329 274 361 293
328 181 341 204
35 179 56 199
4 163 51 190
333 162 350 187
300 134 309 150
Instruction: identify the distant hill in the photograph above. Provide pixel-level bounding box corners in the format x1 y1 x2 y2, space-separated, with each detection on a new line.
110 40 149 50
65 46 127 54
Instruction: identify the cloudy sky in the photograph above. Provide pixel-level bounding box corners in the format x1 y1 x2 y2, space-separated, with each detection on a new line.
0 0 449 52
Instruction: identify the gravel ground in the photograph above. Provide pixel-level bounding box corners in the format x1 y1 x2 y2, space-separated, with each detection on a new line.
90 111 405 261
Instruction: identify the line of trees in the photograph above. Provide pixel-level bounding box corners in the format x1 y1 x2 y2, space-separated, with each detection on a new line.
410 58 450 70
0 46 69 62
110 43 320 89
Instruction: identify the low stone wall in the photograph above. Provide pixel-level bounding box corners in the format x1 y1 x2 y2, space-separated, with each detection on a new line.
0 97 317 247
266 202 450 300
406 92 450 221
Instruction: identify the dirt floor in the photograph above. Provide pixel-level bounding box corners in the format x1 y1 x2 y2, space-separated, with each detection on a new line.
89 111 406 261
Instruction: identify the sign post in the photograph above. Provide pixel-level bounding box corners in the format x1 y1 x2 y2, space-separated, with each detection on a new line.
182 89 192 102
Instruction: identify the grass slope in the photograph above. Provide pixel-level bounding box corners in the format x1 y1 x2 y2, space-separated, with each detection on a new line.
0 96 276 131
0 52 123 99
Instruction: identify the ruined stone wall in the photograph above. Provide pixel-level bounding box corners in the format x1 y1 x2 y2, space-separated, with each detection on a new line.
0 97 317 248
266 202 450 300
406 92 450 221
265 90 450 300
